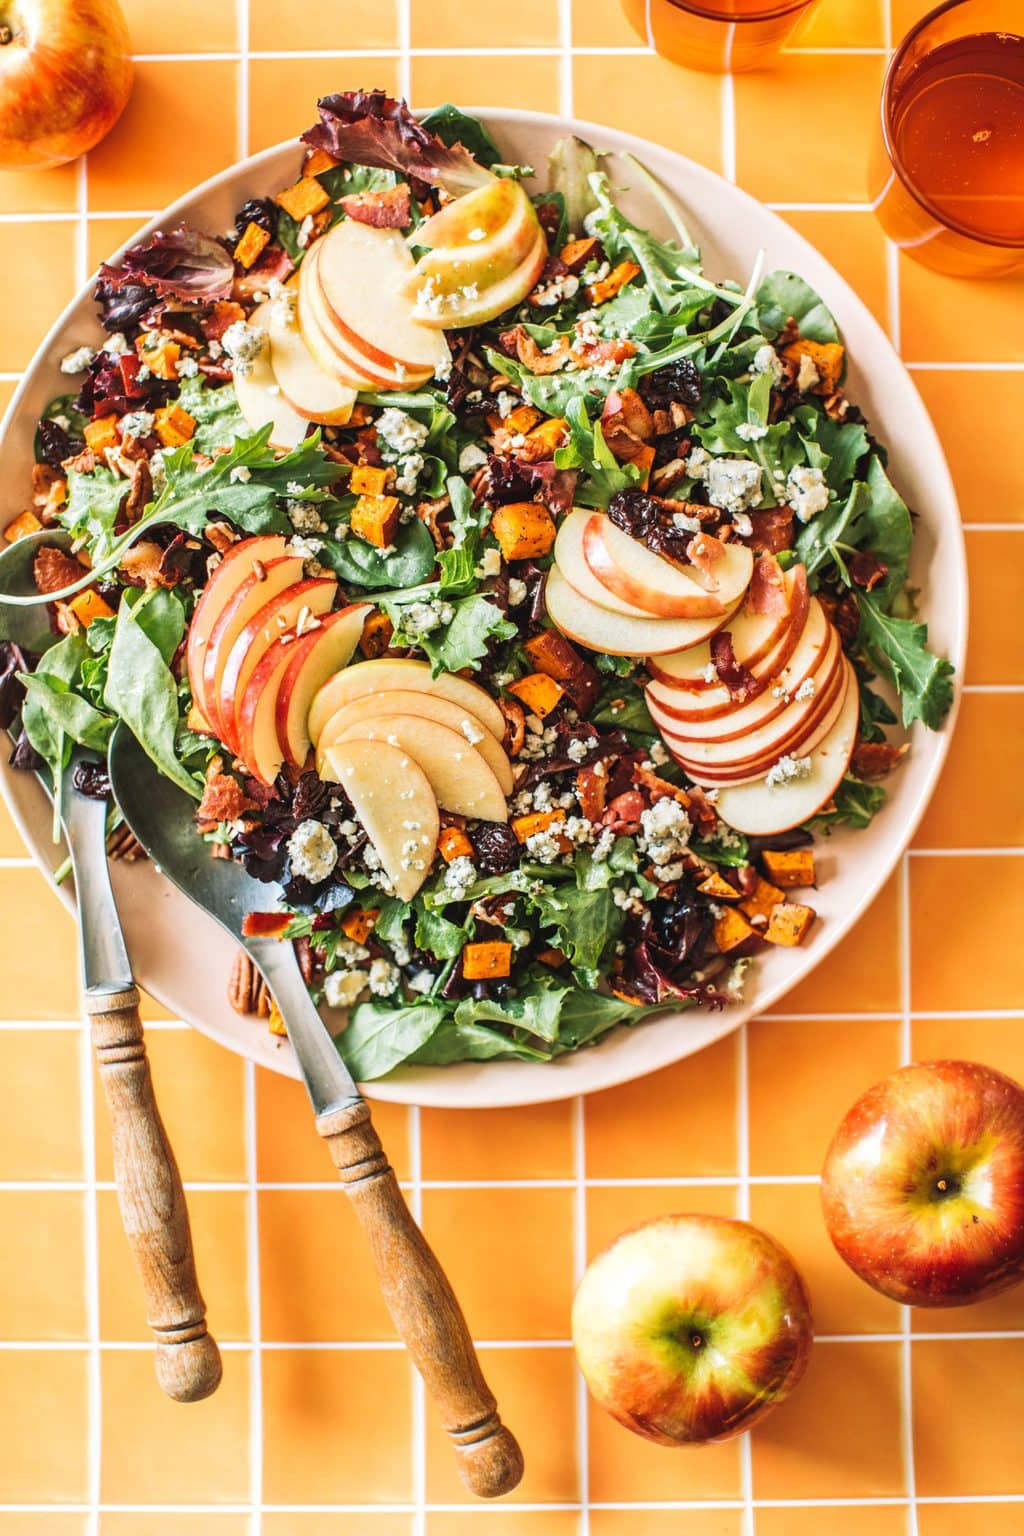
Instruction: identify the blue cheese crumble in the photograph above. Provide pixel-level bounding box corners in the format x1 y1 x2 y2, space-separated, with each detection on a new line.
707 457 762 514
376 408 429 460
765 754 813 788
787 465 830 522
287 820 338 883
444 856 477 901
221 320 266 377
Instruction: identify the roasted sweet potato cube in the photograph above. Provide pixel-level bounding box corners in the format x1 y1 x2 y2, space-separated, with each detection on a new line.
154 403 197 448
782 339 845 395
186 702 212 735
4 509 44 543
351 493 401 549
491 501 556 561
137 333 181 380
83 414 119 453
439 826 474 863
511 808 566 844
739 876 785 924
276 177 331 221
586 259 641 306
765 902 816 946
350 464 392 496
233 221 271 270
698 871 740 900
504 403 542 435
761 849 816 888
507 672 565 718
358 609 394 659
575 762 607 821
714 908 757 954
559 236 601 272
462 941 513 981
632 444 655 489
303 146 339 178
341 907 380 944
537 947 567 968
68 589 114 627
524 629 585 683
525 416 569 453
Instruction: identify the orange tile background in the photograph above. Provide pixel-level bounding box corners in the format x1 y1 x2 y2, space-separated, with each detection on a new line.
0 0 1022 1530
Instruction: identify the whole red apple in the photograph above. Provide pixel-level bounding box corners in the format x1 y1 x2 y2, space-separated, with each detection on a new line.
0 0 133 170
572 1214 813 1445
821 1060 1024 1307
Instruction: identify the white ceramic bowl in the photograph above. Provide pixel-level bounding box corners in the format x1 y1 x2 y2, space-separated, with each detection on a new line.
0 109 966 1107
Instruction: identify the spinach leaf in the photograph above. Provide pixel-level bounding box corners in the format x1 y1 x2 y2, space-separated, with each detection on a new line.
392 593 516 676
555 397 642 509
421 104 501 169
811 776 888 832
410 1017 550 1064
337 1000 446 1080
553 991 659 1050
414 905 469 961
575 836 640 891
319 518 437 590
454 982 570 1045
175 376 247 452
59 466 126 559
756 271 840 344
856 593 954 729
105 589 200 798
18 674 112 752
16 634 104 817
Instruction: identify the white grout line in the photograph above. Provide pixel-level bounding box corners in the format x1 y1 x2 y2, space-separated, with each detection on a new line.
244 1060 264 1536
572 1095 590 1532
408 1103 426 1536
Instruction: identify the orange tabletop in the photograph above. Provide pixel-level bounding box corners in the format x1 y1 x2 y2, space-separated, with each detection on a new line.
1 0 1023 1530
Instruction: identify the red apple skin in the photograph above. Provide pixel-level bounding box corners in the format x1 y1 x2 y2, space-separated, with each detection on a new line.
0 0 133 169
572 1214 813 1446
821 1061 1024 1307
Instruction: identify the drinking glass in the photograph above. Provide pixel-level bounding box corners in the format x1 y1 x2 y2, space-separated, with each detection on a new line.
870 0 1024 277
620 0 822 74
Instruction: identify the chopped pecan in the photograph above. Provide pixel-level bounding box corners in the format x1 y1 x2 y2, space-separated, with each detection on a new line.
650 457 689 494
107 824 145 861
206 520 239 554
228 948 271 1016
416 494 450 549
31 463 67 524
64 447 97 475
498 696 526 758
33 544 87 596
851 739 908 780
124 456 152 524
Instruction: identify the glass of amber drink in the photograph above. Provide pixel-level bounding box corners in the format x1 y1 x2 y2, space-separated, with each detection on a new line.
620 0 822 74
871 0 1024 277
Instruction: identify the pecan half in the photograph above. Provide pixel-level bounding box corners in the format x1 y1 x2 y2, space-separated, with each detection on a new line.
107 824 145 861
228 948 270 1016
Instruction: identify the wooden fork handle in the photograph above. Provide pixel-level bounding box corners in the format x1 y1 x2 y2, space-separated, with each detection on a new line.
86 987 222 1403
317 1097 524 1499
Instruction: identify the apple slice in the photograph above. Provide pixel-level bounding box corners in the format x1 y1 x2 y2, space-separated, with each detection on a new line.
555 510 679 620
308 657 506 749
646 600 832 738
583 514 755 621
321 737 440 903
216 576 337 754
712 663 859 833
276 604 372 769
647 564 810 693
330 714 508 823
201 555 305 741
315 221 451 378
299 240 419 390
232 300 311 451
544 565 735 658
410 227 547 329
269 278 358 425
313 688 513 794
186 534 288 726
237 636 301 787
403 178 544 309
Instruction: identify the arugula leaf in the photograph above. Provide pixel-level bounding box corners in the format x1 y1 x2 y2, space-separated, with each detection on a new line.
421 104 501 168
336 999 446 1080
414 905 469 961
756 271 840 344
695 374 800 500
811 776 888 832
796 406 869 494
846 455 913 598
438 475 489 597
454 982 570 1046
586 170 702 312
856 593 954 729
410 1016 550 1065
555 397 642 509
391 593 516 676
553 991 658 1051
175 376 246 452
372 896 412 946
320 518 437 591
795 479 868 581
105 589 201 798
575 836 641 891
59 466 126 560
486 347 624 418
530 884 623 980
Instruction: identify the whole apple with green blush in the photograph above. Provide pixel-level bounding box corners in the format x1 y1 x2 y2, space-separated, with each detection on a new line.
572 1214 813 1445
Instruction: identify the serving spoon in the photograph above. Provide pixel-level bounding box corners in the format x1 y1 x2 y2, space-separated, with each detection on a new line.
107 722 525 1499
0 531 222 1402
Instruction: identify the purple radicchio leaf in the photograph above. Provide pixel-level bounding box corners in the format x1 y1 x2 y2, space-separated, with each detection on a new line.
301 90 493 196
97 224 235 303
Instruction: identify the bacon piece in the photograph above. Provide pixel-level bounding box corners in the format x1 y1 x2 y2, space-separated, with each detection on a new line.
745 509 794 555
686 531 727 592
632 764 688 805
33 544 88 597
851 740 908 780
340 183 411 228
848 550 889 592
241 912 291 939
709 631 760 703
572 335 637 371
195 757 257 830
747 553 789 616
205 300 246 341
512 325 571 375
601 387 654 464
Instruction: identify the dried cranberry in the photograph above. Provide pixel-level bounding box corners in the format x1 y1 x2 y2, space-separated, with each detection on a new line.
72 761 110 799
234 197 278 244
471 821 521 876
292 772 329 822
607 488 661 539
638 360 702 410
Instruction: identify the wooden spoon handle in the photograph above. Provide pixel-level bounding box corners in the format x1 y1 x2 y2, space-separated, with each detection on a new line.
86 987 222 1403
317 1097 524 1499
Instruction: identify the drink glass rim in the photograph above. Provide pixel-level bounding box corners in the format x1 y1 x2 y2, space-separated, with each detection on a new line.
880 0 1024 251
661 0 815 22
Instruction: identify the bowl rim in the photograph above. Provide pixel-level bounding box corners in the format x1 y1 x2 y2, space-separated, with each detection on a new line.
0 106 967 1107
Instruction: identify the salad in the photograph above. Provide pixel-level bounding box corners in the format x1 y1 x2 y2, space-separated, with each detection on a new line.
0 91 954 1080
